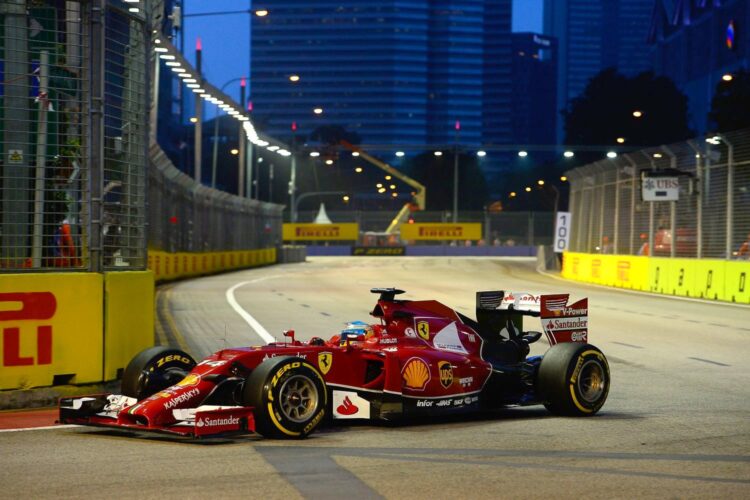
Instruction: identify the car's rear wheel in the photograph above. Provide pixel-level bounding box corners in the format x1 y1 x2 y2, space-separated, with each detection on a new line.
243 356 327 439
121 346 196 400
537 343 609 416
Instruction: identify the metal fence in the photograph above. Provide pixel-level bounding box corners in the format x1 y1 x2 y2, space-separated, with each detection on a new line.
148 144 284 252
0 1 284 270
0 0 147 271
567 128 750 259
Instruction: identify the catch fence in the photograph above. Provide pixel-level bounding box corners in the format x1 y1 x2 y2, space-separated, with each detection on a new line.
0 1 284 271
567 128 750 259
0 0 147 271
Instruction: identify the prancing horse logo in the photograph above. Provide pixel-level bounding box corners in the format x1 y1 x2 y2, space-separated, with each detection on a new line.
416 321 430 341
318 352 333 375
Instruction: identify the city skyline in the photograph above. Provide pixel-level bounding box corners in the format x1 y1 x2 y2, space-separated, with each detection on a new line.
181 0 543 113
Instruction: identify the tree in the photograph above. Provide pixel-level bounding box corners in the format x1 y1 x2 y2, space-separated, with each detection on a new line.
405 151 488 211
709 70 750 132
563 69 692 164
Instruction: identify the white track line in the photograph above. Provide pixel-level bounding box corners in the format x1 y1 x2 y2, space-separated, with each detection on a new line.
226 278 278 344
0 424 78 433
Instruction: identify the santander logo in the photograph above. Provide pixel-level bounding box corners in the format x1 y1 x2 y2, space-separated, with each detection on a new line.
196 415 240 428
336 396 359 416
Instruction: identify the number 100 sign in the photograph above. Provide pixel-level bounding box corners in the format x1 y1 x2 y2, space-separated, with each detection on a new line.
554 212 571 253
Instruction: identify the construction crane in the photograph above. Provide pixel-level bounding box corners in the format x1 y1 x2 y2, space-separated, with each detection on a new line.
340 140 426 235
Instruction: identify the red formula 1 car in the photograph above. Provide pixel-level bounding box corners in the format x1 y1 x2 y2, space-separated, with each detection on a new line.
60 288 610 439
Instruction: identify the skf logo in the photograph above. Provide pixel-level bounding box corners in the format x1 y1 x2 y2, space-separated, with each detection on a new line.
438 361 453 388
0 292 56 366
318 352 332 375
416 321 430 341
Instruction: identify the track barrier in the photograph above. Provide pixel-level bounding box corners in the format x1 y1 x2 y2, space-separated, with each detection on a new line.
562 252 750 304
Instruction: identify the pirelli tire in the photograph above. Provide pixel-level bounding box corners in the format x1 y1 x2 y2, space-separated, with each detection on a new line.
121 346 197 400
243 356 327 439
538 343 610 416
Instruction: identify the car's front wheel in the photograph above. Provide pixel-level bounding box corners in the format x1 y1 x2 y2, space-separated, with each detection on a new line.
121 346 196 400
243 356 327 438
537 343 610 416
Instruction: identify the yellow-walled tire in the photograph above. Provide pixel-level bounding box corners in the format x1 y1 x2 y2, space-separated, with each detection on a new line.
121 346 196 400
538 343 610 416
243 356 327 439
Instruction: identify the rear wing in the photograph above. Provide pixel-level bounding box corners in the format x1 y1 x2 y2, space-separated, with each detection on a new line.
476 291 588 345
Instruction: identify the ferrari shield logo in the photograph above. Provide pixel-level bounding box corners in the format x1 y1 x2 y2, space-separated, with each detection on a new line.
438 361 453 388
318 352 333 375
416 321 430 341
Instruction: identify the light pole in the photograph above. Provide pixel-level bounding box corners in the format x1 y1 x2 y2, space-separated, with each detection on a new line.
290 123 298 221
211 77 246 190
453 121 460 223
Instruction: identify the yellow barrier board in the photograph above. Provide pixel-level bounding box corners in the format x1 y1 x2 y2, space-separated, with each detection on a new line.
283 223 359 241
725 261 750 304
400 223 483 241
147 248 278 282
693 259 726 301
562 252 750 304
663 258 692 297
104 271 155 380
0 273 103 389
649 258 671 294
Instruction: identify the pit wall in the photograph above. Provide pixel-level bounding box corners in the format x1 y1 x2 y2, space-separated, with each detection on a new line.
562 252 750 304
0 248 278 390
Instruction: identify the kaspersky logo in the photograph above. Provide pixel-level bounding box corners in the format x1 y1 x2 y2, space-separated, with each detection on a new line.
0 292 56 366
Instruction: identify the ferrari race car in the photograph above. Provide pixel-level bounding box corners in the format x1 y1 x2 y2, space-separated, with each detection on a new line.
60 288 610 439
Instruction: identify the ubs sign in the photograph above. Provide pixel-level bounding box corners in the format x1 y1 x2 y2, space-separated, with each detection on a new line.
641 176 679 202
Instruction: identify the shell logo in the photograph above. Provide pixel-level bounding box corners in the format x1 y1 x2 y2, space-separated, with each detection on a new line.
402 358 430 390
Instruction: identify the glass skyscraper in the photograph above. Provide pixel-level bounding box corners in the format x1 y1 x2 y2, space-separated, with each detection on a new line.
543 0 653 141
250 1 511 148
649 0 749 134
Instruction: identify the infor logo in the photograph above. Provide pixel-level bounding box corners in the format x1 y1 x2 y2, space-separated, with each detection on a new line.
0 292 57 366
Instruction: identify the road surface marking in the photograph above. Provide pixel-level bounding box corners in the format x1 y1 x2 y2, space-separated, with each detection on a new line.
226 277 279 344
0 425 78 433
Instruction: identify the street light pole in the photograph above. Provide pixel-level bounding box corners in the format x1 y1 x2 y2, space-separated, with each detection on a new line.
453 121 460 223
238 77 246 197
289 128 297 222
210 77 245 189
194 39 202 183
290 153 297 221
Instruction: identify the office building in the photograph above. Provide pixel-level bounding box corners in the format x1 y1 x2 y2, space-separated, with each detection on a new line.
649 0 749 134
251 1 512 148
544 0 653 141
511 33 558 148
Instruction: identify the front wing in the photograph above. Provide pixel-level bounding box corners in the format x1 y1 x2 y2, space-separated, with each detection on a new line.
59 394 256 438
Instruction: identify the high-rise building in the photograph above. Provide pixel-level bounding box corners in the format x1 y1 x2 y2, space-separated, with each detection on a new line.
511 33 558 148
251 1 511 148
543 0 653 141
482 0 513 148
648 0 749 134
